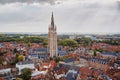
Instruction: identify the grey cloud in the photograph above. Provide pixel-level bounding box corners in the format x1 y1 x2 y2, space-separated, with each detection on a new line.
0 0 120 33
116 1 120 11
0 0 57 5
54 1 120 33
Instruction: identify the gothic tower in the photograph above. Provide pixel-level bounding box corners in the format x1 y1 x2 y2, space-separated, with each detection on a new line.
48 12 58 58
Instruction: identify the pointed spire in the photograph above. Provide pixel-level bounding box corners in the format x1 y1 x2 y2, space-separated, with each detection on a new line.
51 12 54 27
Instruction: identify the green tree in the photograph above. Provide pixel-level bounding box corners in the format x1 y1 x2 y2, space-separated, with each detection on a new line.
55 57 61 63
20 68 32 80
18 55 24 61
13 53 20 64
0 34 5 37
27 42 31 47
93 50 97 57
95 48 103 53
13 48 18 53
50 57 53 60
75 38 92 46
0 35 48 44
58 39 78 47
0 57 3 64
0 51 7 56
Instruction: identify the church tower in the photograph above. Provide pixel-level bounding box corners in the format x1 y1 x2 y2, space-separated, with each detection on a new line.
48 12 58 58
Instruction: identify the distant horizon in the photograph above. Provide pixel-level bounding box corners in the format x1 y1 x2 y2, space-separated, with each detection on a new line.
0 32 120 35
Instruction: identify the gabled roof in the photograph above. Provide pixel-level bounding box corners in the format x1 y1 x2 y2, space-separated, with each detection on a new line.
66 70 78 80
58 51 68 56
35 48 47 52
90 58 108 65
80 67 92 74
64 58 74 63
102 52 120 56
17 60 34 65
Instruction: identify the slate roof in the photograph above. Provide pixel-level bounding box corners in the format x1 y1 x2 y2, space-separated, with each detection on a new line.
36 48 47 52
66 70 78 80
30 53 48 58
17 60 34 65
58 51 68 56
90 58 108 65
0 43 4 47
100 74 112 80
102 52 120 56
29 48 48 58
64 58 75 63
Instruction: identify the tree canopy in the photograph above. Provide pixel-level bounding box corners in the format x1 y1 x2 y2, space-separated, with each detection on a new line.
20 68 32 80
18 55 24 61
93 50 97 57
75 38 92 46
99 39 120 45
0 36 48 45
13 48 18 53
58 39 78 47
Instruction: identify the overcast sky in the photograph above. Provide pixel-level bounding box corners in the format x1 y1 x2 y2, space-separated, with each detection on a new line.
0 0 120 33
